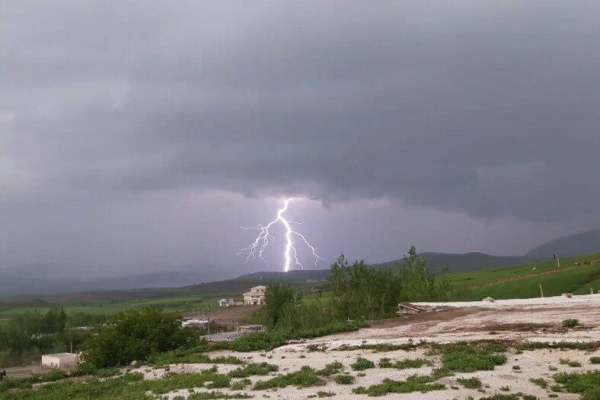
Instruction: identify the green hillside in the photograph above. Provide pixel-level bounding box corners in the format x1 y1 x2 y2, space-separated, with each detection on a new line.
447 252 600 300
526 228 600 259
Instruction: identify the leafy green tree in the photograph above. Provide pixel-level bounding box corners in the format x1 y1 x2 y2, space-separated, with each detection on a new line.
264 284 297 328
329 247 448 320
83 308 195 368
41 306 67 334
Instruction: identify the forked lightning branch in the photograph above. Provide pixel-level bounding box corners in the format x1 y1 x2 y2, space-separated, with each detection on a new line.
240 198 320 272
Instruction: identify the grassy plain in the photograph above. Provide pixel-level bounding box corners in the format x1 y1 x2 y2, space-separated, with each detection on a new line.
3 253 600 320
446 253 600 300
0 294 217 319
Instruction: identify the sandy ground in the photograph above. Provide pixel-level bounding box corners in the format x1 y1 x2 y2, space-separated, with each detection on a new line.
150 294 600 399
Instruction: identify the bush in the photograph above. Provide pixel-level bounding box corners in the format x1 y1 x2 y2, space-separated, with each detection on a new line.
253 366 324 390
530 377 547 388
353 375 445 396
82 308 196 368
229 362 278 378
563 319 579 328
216 332 287 352
351 357 375 371
379 358 431 369
317 362 344 376
457 377 482 389
437 342 507 372
554 370 600 399
334 374 355 385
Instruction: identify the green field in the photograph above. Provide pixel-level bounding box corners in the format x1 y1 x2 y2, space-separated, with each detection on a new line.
2 253 600 320
0 294 218 319
446 253 600 300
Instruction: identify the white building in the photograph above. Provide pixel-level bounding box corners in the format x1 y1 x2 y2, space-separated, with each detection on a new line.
237 324 265 334
41 353 80 370
243 285 266 305
182 318 209 328
218 298 235 307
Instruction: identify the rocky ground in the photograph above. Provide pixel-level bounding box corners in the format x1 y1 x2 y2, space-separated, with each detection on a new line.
141 294 600 399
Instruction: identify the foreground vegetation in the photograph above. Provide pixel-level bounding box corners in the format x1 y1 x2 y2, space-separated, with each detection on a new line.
5 250 600 399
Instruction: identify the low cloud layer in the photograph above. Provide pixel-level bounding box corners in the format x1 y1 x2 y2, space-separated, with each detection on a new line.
1 1 599 277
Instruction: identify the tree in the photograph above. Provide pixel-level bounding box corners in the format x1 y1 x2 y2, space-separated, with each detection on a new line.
41 306 67 334
264 284 297 328
83 308 195 368
329 247 449 320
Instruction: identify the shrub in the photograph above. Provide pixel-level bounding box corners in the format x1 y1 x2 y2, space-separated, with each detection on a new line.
317 391 335 397
216 332 287 352
253 366 324 390
436 342 507 372
334 374 355 385
457 377 482 389
559 359 581 367
229 362 278 378
554 370 600 397
352 375 445 396
206 374 231 389
591 357 600 364
149 350 243 366
230 378 251 390
316 361 344 376
379 358 431 369
530 378 547 388
188 392 252 400
351 357 375 371
562 319 579 328
82 308 196 368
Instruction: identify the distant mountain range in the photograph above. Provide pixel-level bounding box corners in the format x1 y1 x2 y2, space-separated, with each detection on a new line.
2 229 600 299
525 229 600 259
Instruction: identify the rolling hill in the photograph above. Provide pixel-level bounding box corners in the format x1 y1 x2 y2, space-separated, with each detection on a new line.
526 229 600 260
2 227 599 302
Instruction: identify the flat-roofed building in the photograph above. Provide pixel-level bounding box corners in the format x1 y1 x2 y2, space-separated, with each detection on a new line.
243 285 266 305
41 353 80 370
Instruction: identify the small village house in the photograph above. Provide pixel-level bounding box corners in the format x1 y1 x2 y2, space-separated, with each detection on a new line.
237 324 265 334
218 298 235 307
243 285 266 305
41 353 80 370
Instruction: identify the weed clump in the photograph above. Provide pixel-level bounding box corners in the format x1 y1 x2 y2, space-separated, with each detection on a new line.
435 342 507 372
554 370 600 399
352 375 445 396
334 374 355 385
316 391 335 397
316 361 344 376
229 363 278 378
351 357 376 371
188 392 253 399
253 366 324 390
230 378 252 390
559 358 582 367
457 377 482 389
562 319 579 328
529 378 547 388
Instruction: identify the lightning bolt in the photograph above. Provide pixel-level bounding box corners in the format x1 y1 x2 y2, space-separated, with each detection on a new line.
240 198 320 272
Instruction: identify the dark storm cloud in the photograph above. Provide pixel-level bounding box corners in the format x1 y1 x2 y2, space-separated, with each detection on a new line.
4 0 600 222
1 1 600 277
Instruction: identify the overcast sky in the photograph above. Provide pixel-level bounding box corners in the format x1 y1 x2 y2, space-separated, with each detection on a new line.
1 1 600 280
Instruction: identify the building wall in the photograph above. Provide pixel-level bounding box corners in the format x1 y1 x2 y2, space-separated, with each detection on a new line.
42 354 79 370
